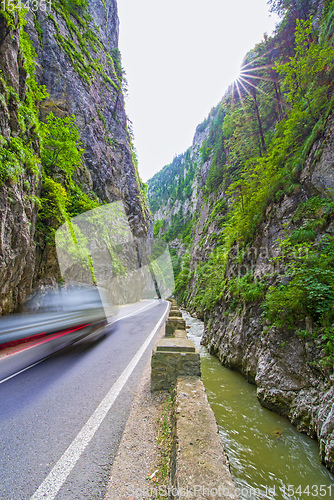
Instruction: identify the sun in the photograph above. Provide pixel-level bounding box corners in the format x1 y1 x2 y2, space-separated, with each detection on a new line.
229 48 279 110
230 64 242 86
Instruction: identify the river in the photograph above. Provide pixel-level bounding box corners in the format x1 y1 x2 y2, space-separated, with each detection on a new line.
181 309 334 500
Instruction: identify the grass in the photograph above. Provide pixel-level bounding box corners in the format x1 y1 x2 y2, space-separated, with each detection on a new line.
145 393 172 498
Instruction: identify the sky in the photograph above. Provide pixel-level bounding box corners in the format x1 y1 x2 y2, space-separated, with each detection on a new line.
117 0 280 182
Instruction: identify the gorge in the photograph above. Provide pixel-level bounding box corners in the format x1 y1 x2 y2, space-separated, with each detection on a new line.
1 0 334 485
148 0 334 476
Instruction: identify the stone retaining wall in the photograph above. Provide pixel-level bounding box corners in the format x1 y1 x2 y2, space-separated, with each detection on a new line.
151 337 200 391
151 300 239 500
169 377 240 500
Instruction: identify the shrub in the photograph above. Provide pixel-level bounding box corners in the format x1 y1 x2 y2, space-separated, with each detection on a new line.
229 273 266 306
262 236 334 327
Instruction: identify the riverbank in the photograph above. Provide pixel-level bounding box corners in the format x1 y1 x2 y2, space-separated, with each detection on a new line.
183 309 334 499
104 306 334 500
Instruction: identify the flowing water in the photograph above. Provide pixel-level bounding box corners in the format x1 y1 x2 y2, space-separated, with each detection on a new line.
181 310 334 500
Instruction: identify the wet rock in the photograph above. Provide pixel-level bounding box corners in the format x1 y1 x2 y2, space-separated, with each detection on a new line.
0 15 41 314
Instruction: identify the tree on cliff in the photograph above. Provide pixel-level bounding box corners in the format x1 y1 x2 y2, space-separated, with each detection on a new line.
41 112 84 183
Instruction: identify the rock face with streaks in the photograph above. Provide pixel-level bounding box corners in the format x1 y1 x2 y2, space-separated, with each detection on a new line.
149 98 334 473
0 11 41 314
30 0 146 223
200 114 334 474
0 0 149 314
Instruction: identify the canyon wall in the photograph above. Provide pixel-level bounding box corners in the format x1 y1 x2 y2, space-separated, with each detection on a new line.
0 0 149 314
200 114 334 473
147 0 334 472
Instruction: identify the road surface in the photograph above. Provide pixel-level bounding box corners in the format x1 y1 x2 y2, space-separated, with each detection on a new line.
0 299 169 500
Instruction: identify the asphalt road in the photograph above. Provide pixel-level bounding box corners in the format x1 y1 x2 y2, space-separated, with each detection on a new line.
0 299 169 500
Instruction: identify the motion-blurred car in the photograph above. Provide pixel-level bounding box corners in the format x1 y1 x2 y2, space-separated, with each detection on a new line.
0 286 109 382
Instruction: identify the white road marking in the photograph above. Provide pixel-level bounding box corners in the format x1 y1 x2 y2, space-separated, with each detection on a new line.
0 359 44 385
30 301 169 500
112 300 158 323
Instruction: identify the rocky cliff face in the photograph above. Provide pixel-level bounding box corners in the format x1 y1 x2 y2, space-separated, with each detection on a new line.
149 67 334 477
195 112 334 474
29 0 145 218
0 0 149 314
0 11 41 314
147 112 214 273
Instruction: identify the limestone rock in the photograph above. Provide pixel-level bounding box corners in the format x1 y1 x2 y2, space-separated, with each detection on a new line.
0 0 149 314
196 112 334 473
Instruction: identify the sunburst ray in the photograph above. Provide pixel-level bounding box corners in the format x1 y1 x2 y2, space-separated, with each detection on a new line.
239 75 281 102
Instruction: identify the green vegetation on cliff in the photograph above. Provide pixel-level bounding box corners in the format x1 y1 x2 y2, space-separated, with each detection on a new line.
0 4 100 243
149 0 334 361
0 0 147 255
148 143 200 279
37 113 100 243
0 7 46 184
